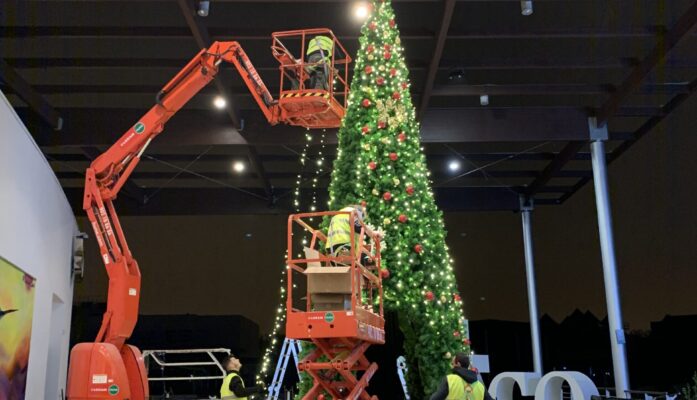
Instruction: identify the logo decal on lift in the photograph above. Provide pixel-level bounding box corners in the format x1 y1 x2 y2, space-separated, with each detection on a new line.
134 122 145 134
324 312 335 323
108 384 119 396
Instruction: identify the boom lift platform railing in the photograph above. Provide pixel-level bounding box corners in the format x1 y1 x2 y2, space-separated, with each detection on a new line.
142 348 231 382
285 211 385 400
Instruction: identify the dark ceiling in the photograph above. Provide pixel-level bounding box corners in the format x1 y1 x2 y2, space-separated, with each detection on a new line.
1 0 696 214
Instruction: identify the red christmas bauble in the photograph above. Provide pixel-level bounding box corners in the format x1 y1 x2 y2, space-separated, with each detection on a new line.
384 51 392 60
361 200 367 208
364 65 373 74
463 338 472 346
425 291 435 301
376 76 385 86
398 214 408 223
362 126 370 135
402 82 408 90
369 22 377 30
414 243 423 253
389 19 396 28
392 92 401 100
390 68 397 77
377 121 386 129
453 331 461 337
398 132 407 142
383 192 392 201
318 395 325 400
384 44 391 51
380 268 390 279
389 152 398 161
454 293 462 302
368 161 377 170
362 99 371 108
406 185 414 195
367 44 374 53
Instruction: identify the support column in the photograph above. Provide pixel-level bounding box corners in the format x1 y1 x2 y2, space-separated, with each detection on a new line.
519 196 543 375
588 117 630 397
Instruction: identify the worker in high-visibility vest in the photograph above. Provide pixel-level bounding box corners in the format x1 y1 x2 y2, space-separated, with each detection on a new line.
429 353 493 400
326 205 382 262
220 354 264 399
306 35 334 90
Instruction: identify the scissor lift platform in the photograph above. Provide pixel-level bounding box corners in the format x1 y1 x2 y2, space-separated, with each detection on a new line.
285 211 385 400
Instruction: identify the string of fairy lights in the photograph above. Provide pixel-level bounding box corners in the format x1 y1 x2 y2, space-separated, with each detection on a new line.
255 129 328 385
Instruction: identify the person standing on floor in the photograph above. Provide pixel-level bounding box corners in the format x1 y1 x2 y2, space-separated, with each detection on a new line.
430 352 493 400
220 354 264 399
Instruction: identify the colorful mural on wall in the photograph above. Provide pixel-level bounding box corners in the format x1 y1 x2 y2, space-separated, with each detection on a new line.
0 257 35 400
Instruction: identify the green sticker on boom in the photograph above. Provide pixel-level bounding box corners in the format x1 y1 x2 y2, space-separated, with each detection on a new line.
108 384 119 396
324 312 335 323
134 122 145 134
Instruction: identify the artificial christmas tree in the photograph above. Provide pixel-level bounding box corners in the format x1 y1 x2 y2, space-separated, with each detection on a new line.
315 0 469 397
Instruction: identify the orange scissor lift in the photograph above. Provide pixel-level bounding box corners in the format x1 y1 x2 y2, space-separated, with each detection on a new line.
286 211 386 400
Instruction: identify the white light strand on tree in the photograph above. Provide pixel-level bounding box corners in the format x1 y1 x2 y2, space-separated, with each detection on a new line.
255 129 327 385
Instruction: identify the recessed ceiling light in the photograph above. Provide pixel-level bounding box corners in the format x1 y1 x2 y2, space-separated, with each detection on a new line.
233 161 245 173
480 94 489 106
448 160 461 172
353 2 370 20
213 96 227 109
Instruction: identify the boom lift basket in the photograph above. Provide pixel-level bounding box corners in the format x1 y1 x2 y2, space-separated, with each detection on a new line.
272 29 352 129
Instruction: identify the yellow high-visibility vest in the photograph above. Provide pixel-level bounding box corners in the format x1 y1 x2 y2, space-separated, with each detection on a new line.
220 372 247 400
326 207 356 249
446 374 485 400
307 35 334 56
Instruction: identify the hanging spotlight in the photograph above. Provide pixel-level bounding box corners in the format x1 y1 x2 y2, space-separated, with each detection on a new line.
479 94 489 106
448 160 461 172
197 1 210 17
521 0 533 16
233 161 245 173
213 95 227 109
353 2 370 20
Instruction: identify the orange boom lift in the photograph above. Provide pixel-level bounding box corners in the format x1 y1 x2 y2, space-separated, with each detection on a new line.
286 211 385 400
67 29 350 400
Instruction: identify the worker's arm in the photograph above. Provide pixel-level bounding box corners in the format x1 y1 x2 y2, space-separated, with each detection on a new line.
229 375 264 397
429 377 449 400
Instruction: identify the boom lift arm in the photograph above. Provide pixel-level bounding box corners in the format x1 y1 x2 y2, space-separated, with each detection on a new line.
68 40 305 400
84 41 277 351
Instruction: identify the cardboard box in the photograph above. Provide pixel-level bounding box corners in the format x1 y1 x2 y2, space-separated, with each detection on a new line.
311 293 351 311
305 266 353 294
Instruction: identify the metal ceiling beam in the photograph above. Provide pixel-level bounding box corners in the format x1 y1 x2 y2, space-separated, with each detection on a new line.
528 1 697 199
7 25 692 40
595 0 697 126
525 141 586 196
417 0 455 117
176 0 273 199
59 186 540 215
432 82 691 96
0 59 63 130
53 169 593 181
8 56 697 71
23 107 590 146
558 76 697 204
19 82 691 97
